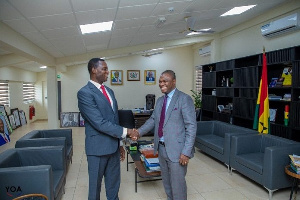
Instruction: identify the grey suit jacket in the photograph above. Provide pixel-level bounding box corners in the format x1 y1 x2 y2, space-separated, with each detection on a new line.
77 81 123 156
138 89 197 162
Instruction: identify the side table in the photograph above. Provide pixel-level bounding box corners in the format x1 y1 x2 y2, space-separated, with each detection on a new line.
285 165 300 200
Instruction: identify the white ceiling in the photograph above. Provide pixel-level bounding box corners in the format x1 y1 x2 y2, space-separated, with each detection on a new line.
0 0 292 72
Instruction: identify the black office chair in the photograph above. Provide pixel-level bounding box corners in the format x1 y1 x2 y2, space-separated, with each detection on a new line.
118 110 154 137
118 110 135 129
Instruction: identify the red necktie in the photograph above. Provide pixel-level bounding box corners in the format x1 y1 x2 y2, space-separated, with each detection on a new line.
100 85 111 104
158 95 168 138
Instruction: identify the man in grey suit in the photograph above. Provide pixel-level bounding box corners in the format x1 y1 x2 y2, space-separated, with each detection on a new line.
77 58 138 200
137 70 197 200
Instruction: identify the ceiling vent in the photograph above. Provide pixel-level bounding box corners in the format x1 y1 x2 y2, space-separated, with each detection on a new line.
261 13 300 38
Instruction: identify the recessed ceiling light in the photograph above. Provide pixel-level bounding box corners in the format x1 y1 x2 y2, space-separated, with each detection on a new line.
80 21 113 34
40 66 47 69
221 5 256 17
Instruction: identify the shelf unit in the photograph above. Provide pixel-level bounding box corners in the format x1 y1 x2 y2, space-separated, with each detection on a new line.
201 45 300 141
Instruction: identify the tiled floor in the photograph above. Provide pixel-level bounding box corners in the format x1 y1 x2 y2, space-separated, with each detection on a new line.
0 121 293 200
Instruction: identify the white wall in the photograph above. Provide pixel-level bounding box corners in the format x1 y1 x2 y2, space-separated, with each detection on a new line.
60 46 195 111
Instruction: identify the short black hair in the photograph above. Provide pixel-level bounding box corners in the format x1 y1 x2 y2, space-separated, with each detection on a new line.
161 70 176 80
87 58 105 74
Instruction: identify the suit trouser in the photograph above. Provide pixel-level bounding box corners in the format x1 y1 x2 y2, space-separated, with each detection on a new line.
158 143 187 200
87 150 120 200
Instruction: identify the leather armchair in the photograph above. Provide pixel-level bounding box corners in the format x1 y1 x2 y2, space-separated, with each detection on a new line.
0 146 66 200
15 129 73 168
230 134 300 199
195 121 257 169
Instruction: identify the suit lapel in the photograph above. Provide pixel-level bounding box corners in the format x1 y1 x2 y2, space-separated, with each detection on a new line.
164 89 179 126
88 82 113 111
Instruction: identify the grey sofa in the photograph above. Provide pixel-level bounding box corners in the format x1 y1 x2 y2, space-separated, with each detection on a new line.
0 146 66 200
15 129 73 168
195 121 257 169
230 134 300 199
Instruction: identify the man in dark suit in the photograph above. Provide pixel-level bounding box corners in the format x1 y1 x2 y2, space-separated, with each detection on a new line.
77 58 138 200
146 71 155 82
137 70 197 200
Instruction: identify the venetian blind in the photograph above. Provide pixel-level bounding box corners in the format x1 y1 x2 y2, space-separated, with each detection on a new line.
195 66 202 92
0 81 9 106
23 82 35 104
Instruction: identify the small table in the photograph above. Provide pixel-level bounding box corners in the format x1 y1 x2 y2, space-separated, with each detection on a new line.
126 146 161 192
285 165 300 200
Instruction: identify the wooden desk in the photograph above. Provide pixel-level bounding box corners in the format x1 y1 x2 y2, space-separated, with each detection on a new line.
285 165 300 200
126 145 161 192
133 113 151 129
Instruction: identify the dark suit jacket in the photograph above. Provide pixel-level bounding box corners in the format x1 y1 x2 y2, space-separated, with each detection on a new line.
77 81 123 156
138 89 197 162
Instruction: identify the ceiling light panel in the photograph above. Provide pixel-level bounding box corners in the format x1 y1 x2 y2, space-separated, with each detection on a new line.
80 21 113 34
221 5 256 17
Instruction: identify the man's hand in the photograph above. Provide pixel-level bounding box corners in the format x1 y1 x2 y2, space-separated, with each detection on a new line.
179 154 189 166
127 129 139 141
120 146 125 162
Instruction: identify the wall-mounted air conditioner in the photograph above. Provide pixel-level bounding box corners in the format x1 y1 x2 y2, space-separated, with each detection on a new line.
261 13 300 38
199 45 211 56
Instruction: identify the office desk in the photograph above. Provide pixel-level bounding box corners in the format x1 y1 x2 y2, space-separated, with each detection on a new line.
133 113 151 129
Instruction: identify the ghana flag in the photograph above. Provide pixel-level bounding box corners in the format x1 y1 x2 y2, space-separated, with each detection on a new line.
253 49 269 134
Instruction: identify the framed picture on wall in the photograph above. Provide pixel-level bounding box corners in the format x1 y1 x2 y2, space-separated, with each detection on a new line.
60 112 79 127
79 112 85 127
19 110 27 126
144 70 156 85
111 70 123 85
8 114 16 130
11 108 21 128
127 70 140 81
0 105 7 115
0 114 10 146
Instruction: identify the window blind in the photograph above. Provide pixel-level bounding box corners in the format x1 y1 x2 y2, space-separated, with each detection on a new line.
23 82 35 104
195 66 202 92
0 81 9 106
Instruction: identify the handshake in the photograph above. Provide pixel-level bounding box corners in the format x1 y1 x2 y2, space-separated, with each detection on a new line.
127 129 140 141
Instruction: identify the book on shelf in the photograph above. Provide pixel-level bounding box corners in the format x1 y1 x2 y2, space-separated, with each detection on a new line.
140 148 158 158
268 94 282 100
269 109 277 122
269 78 278 88
143 162 161 172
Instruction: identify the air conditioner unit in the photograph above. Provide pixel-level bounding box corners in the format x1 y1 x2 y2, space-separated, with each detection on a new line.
199 45 211 56
261 13 300 38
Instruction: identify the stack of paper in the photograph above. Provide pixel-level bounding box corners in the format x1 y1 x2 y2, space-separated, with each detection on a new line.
289 154 300 174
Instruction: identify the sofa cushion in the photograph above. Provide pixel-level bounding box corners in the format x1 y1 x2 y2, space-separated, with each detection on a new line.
235 152 264 174
197 135 224 154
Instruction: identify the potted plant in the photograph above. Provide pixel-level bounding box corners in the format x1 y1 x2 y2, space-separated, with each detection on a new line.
190 90 202 108
191 90 202 121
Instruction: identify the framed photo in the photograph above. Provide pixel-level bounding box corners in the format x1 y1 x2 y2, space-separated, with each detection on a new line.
19 110 27 126
0 105 7 115
79 112 85 127
270 109 277 122
8 114 16 130
217 105 224 112
111 70 123 85
11 108 21 128
0 114 10 146
60 112 79 127
127 70 140 81
144 70 156 85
